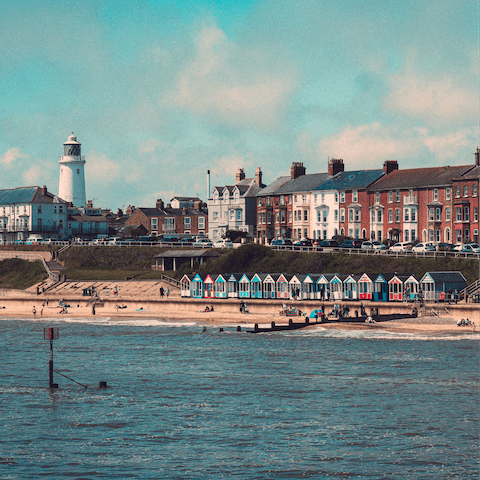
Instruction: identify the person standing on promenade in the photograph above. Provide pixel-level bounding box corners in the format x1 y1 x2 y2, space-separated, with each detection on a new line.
32 306 36 319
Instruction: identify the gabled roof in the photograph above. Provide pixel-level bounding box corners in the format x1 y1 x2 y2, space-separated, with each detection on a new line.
136 207 165 217
274 173 330 194
315 169 384 191
368 165 473 191
455 165 479 180
420 271 467 284
171 196 201 202
68 214 108 223
0 186 65 205
257 176 290 196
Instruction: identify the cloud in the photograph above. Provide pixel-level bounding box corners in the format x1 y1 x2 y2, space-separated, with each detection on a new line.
420 128 478 161
0 147 28 165
384 70 478 127
22 159 57 186
86 152 122 186
139 139 162 153
164 22 297 131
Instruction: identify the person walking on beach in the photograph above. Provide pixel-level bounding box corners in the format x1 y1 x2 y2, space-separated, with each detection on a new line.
166 287 170 298
160 287 164 298
32 306 36 319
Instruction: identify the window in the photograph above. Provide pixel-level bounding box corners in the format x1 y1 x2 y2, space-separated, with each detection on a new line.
355 210 360 222
267 212 271 223
436 229 441 242
464 186 468 197
388 209 393 223
404 209 409 222
388 191 393 203
198 217 205 230
280 195 285 205
258 213 261 224
473 184 477 196
323 212 327 222
184 217 191 228
288 210 292 222
323 230 327 239
377 210 382 222
275 211 279 223
262 212 265 223
353 191 358 202
456 186 460 197
281 210 286 223
266 197 270 206
464 206 469 221
302 194 307 204
377 230 382 241
411 230 416 241
445 227 451 242
474 206 478 222
317 211 321 222
234 191 239 201
405 230 409 241
446 188 451 200
37 206 41 214
349 209 354 222
396 191 400 203
294 195 298 203
340 192 345 203
445 207 450 221
428 208 434 221
429 229 434 242
334 210 338 221
435 208 441 221
151 218 158 230
165 218 175 230
456 207 462 222
340 208 345 222
213 212 218 221
53 206 57 213
375 192 380 203
335 192 338 203
303 210 308 221
411 209 416 222
257 198 261 206
230 210 234 220
433 189 438 201
304 228 308 238
395 209 400 223
349 228 353 237
322 193 325 203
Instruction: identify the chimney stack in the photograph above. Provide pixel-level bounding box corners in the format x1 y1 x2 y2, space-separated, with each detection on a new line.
236 168 246 183
328 159 344 176
86 199 93 208
255 167 263 186
156 199 164 210
475 147 479 166
383 160 399 174
291 162 306 180
42 185 47 196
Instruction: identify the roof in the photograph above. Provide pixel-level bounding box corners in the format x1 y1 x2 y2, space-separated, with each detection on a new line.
420 271 467 284
455 165 479 180
136 207 164 217
257 176 290 196
0 186 65 205
170 196 201 202
368 165 473 191
274 173 330 194
315 169 384 191
155 250 221 259
68 214 108 223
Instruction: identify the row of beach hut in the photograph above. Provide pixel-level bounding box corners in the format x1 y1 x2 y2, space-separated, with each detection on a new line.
180 271 467 302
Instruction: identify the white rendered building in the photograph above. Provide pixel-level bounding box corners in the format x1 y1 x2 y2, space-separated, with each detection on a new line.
58 133 86 207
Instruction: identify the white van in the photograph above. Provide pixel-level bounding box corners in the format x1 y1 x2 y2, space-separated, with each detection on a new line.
25 235 44 244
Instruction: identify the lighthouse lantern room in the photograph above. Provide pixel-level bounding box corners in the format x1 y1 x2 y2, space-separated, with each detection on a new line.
58 133 86 207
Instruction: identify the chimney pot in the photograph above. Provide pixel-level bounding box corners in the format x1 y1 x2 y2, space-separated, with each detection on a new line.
328 159 344 176
383 160 399 174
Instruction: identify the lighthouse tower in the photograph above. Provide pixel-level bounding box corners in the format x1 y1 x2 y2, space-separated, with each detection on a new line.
58 133 86 207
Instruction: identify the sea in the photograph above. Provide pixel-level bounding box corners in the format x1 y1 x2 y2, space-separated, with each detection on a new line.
1 316 479 480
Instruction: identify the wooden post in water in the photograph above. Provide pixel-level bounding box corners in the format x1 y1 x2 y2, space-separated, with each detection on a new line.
44 327 59 388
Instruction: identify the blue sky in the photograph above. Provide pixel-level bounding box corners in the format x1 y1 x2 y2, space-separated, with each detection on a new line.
0 0 478 211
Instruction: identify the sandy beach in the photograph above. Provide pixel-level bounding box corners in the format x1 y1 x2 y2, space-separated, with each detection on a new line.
1 298 478 336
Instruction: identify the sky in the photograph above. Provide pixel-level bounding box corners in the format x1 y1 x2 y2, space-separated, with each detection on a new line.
0 0 479 211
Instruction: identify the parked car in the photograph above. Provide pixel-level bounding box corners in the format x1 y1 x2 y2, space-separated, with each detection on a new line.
312 240 323 251
270 238 293 246
294 239 312 247
389 242 413 252
193 238 213 248
436 242 454 251
319 239 339 248
213 239 233 248
458 243 480 253
339 239 362 249
412 242 436 252
361 241 387 250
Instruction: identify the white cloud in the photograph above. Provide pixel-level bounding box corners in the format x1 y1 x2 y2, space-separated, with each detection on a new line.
384 70 478 127
138 138 162 153
86 152 122 185
0 147 28 165
420 128 478 161
165 23 297 131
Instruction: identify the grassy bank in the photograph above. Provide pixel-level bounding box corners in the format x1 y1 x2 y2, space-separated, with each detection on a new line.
0 259 48 289
55 244 480 285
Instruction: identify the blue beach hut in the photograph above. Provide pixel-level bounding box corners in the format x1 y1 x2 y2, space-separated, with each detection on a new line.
250 273 265 299
316 274 336 300
191 273 204 298
419 271 467 302
343 274 361 300
238 274 251 298
373 273 393 302
306 274 320 300
330 274 347 300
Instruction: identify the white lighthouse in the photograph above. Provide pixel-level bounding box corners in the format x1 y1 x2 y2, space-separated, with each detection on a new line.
58 133 86 207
